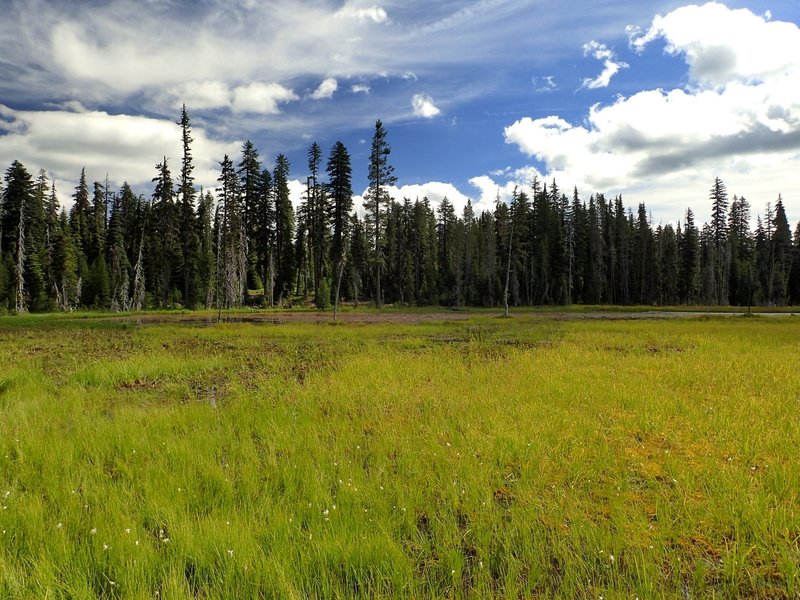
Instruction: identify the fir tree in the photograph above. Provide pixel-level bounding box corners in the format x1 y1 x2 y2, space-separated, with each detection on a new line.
364 119 396 307
178 105 200 306
326 141 353 305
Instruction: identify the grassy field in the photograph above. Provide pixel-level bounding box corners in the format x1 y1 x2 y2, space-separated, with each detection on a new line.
0 310 798 598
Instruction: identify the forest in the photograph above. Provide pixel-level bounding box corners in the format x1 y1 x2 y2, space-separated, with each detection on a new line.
1 107 799 313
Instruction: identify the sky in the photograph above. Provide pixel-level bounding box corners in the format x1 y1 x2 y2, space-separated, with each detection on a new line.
1 0 799 226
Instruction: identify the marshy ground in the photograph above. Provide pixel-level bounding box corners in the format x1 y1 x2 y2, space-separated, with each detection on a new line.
1 309 798 598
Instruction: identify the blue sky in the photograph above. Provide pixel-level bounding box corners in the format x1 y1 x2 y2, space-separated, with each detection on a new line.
1 0 799 224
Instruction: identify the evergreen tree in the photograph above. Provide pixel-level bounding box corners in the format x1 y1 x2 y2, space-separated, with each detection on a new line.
273 154 295 302
217 155 247 308
679 208 699 304
364 119 396 307
660 224 679 305
727 195 753 306
178 105 200 306
347 214 369 306
709 177 729 304
437 196 457 305
254 170 275 305
107 189 131 311
196 189 216 308
789 221 800 305
70 168 92 260
148 158 181 306
772 196 792 305
326 141 352 305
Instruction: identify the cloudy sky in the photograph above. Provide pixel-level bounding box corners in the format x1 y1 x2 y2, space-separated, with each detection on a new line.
1 0 798 224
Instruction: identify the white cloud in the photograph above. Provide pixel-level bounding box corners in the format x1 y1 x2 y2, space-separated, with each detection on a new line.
336 4 389 24
534 76 556 93
411 93 441 118
232 82 299 114
0 103 239 207
351 84 371 94
630 2 800 87
504 4 800 222
582 40 628 89
310 78 338 100
169 80 232 110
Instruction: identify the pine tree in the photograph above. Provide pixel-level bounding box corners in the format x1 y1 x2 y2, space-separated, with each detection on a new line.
679 208 699 304
107 189 131 311
196 189 216 308
727 195 753 306
1 161 35 310
709 177 729 304
437 196 457 305
178 105 200 306
304 141 330 306
149 158 181 306
217 155 247 308
254 170 275 305
70 168 92 261
238 139 262 292
772 196 792 305
348 214 368 307
660 224 679 305
273 154 295 302
326 141 352 306
789 221 800 305
364 119 396 307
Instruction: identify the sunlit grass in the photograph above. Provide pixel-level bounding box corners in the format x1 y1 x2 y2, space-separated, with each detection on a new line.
1 313 798 598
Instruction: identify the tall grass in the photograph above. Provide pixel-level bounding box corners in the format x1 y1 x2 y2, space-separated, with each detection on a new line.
0 314 798 598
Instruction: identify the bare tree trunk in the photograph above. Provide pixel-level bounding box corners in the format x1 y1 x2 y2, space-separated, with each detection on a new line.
15 215 26 314
333 257 346 321
503 215 514 318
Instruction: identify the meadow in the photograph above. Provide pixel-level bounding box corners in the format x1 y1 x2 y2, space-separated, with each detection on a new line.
0 310 798 598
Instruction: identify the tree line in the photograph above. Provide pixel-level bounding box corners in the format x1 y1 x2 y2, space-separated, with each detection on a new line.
1 107 799 313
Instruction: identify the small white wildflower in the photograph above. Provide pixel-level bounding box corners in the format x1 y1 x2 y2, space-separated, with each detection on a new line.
57 523 63 529
162 538 170 543
90 528 97 535
609 554 614 563
323 509 329 516
125 528 131 534
103 543 109 551
227 549 234 556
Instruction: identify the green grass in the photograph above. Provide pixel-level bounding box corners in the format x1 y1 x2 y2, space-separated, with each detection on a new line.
0 312 798 598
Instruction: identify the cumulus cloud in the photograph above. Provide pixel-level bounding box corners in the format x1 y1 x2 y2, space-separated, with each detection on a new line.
169 81 232 110
630 2 800 87
310 78 338 100
504 3 800 221
582 41 628 89
232 82 299 114
411 93 441 118
351 84 371 94
0 103 239 206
